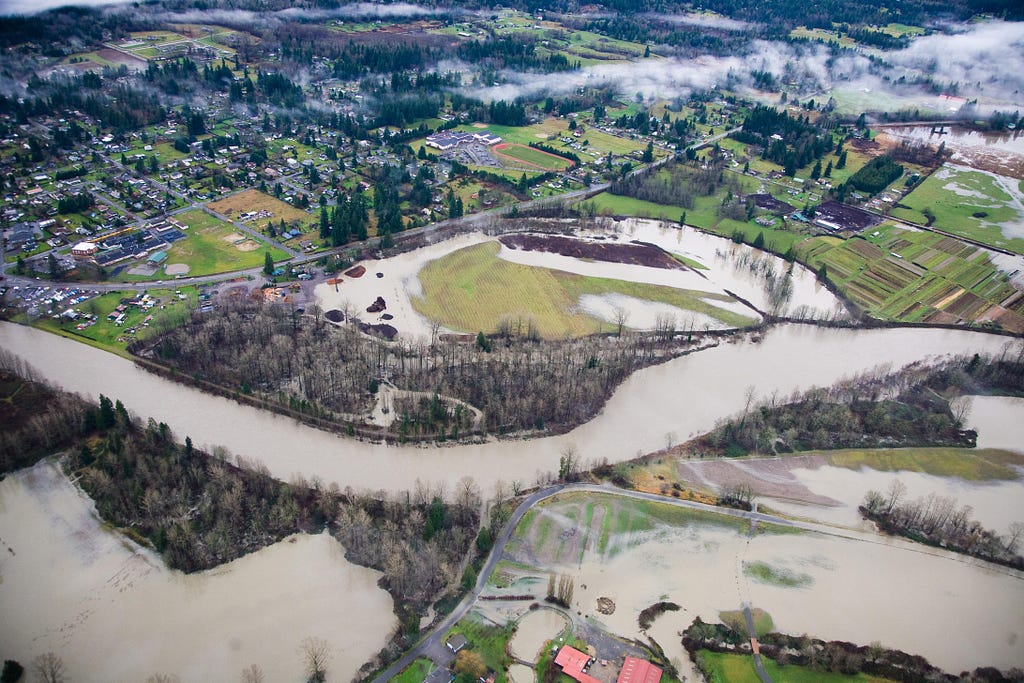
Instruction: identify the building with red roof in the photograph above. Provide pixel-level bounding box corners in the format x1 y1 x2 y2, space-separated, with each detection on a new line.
616 657 662 683
554 646 602 683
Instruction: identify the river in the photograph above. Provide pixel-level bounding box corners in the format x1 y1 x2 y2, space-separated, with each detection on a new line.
0 321 1015 497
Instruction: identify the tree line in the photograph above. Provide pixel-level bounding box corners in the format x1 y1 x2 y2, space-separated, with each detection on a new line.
862 480 1023 569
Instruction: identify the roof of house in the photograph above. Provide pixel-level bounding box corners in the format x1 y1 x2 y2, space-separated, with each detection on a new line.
616 657 662 683
554 647 602 683
446 633 468 651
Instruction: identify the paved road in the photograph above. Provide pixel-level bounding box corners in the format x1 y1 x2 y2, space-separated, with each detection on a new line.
743 605 773 683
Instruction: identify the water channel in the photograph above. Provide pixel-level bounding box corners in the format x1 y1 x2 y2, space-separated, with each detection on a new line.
0 321 1016 497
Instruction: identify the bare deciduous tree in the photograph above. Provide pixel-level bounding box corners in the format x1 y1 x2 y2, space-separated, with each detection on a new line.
299 636 331 683
32 653 66 683
240 664 266 683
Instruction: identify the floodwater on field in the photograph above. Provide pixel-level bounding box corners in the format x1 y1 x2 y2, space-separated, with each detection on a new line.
315 219 843 339
0 321 1016 497
780 463 1024 533
880 125 1024 178
0 461 395 682
509 609 570 661
509 662 536 683
561 513 1024 675
959 394 1024 451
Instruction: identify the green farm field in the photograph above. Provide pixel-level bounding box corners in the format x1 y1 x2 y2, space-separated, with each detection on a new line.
412 241 754 338
696 651 898 683
890 164 1024 254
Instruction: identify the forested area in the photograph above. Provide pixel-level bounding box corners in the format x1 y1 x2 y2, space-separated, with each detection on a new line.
732 106 833 175
861 481 1023 569
146 298 697 439
697 345 1024 456
847 154 905 194
609 158 741 209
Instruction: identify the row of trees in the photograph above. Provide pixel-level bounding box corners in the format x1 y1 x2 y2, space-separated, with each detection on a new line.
862 481 1023 569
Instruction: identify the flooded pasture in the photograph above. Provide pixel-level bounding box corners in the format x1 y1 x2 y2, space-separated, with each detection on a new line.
503 493 1024 675
316 219 843 339
509 608 570 661
880 125 1024 178
0 461 395 682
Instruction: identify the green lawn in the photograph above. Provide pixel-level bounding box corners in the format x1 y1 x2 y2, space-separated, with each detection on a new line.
890 164 1024 254
495 143 574 170
118 208 289 279
443 618 513 683
412 241 754 338
393 659 433 683
720 608 773 638
697 651 898 683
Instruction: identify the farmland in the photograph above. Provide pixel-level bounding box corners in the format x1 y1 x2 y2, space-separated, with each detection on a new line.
411 241 754 338
890 164 1024 254
798 223 1024 332
696 651 898 683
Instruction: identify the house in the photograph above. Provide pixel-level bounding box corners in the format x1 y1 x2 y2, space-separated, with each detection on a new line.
616 657 662 683
446 634 468 653
553 646 601 683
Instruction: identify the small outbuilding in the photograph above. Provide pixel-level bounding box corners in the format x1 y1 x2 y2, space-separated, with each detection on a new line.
445 634 468 653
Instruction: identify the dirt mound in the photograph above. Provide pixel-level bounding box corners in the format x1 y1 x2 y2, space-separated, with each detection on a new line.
344 265 366 278
366 296 386 313
499 233 686 270
357 322 398 340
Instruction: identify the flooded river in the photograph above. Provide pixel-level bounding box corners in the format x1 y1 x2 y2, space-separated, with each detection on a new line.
0 321 1015 496
0 461 394 682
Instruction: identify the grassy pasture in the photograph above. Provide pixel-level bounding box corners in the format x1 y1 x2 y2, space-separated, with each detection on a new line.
152 209 289 277
493 143 573 170
743 561 813 588
890 165 1024 254
819 447 1024 481
208 189 314 227
697 651 898 683
412 241 754 338
720 608 773 638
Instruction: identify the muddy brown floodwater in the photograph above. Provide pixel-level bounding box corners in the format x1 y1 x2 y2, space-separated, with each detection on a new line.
0 321 1015 497
0 462 395 682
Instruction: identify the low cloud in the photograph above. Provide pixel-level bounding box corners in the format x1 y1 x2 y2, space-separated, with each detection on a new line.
644 12 753 32
2 0 129 16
